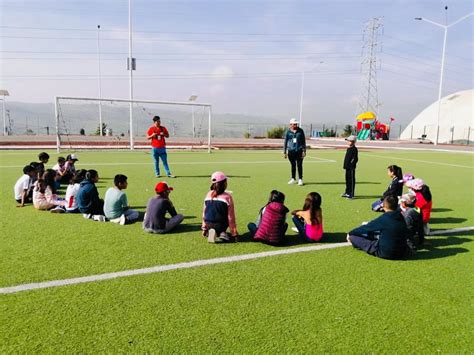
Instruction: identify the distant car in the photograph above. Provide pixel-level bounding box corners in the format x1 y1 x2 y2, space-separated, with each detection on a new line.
417 134 433 144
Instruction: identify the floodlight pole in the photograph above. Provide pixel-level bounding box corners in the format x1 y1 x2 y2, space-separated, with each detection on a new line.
208 106 212 153
97 25 103 136
2 96 5 136
415 9 474 145
189 94 198 138
128 0 134 150
299 71 305 127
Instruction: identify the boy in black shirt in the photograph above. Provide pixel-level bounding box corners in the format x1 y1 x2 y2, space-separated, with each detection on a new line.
341 135 358 199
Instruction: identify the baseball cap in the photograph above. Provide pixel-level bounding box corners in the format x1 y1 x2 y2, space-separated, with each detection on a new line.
211 171 227 183
345 135 357 142
399 192 416 204
67 154 79 161
400 173 415 184
289 118 299 125
406 178 424 191
155 181 173 193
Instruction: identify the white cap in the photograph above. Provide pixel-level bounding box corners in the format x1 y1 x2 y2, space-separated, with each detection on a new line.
345 135 357 142
289 118 299 125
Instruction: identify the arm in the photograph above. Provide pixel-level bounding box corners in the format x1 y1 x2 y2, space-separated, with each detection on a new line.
163 127 170 138
349 215 384 236
351 147 358 166
300 128 306 154
227 194 238 236
146 128 156 140
166 199 177 217
18 189 28 207
283 130 288 156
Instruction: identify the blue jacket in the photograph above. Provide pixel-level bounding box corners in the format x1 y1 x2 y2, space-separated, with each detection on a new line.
77 179 101 214
349 210 408 259
283 128 306 153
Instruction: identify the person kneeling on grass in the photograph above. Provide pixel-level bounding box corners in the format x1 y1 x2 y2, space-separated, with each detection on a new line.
14 165 36 207
76 169 106 222
143 181 183 234
347 195 409 260
248 190 289 246
202 171 238 243
104 174 139 225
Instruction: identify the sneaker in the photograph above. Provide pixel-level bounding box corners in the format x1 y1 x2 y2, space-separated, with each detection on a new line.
50 206 65 213
217 233 236 243
341 193 350 198
346 195 354 199
119 214 127 225
298 179 304 186
291 227 299 233
83 213 92 219
92 215 107 222
110 217 122 224
207 228 217 243
167 174 176 178
288 178 296 184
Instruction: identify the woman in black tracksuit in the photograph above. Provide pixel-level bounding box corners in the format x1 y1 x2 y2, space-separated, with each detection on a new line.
283 118 306 186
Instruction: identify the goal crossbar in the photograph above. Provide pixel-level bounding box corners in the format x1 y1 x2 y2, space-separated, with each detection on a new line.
54 96 213 152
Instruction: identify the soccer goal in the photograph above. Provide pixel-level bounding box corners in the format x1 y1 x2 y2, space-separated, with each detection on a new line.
54 96 213 152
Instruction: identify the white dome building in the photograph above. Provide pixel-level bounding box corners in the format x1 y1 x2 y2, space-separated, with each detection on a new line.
400 90 474 143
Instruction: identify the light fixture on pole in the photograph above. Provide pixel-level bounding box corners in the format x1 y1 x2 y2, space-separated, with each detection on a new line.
299 60 324 128
0 90 9 136
189 94 198 138
415 8 474 145
97 25 103 136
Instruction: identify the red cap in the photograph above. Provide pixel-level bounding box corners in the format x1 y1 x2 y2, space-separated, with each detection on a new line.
155 181 173 193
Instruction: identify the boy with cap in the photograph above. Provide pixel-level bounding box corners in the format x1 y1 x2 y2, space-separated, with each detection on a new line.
104 174 139 225
341 135 358 199
143 181 183 234
62 154 78 183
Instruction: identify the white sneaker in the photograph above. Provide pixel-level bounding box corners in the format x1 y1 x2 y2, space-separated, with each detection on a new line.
291 227 299 233
83 213 92 219
92 215 107 222
288 178 296 184
298 179 304 186
207 228 217 243
119 214 126 225
50 206 65 213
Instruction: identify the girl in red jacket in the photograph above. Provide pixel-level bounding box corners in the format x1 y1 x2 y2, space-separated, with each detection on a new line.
248 190 289 245
407 178 433 235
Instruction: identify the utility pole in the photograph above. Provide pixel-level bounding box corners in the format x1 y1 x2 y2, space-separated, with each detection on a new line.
356 17 383 116
97 24 103 136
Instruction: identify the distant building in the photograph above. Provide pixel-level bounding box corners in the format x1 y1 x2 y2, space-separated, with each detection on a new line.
400 90 473 143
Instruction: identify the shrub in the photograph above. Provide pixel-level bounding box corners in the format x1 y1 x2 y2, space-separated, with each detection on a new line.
267 126 286 139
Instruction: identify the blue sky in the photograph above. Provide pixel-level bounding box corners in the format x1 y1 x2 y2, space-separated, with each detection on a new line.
0 0 472 125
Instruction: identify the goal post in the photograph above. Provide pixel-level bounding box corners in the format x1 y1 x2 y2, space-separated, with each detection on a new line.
54 96 213 153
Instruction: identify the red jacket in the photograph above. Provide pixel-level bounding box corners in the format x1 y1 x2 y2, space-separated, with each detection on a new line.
254 202 288 245
415 191 432 223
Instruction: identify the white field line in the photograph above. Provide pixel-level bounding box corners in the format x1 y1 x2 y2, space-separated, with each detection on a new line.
0 243 350 295
305 156 337 163
1 226 472 295
367 153 474 169
316 144 474 154
429 226 474 235
0 159 336 169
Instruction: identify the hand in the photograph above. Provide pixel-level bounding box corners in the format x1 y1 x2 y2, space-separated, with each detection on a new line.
302 151 306 158
284 153 287 159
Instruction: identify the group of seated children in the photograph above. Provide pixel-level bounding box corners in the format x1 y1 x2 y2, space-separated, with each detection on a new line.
348 165 433 260
14 153 434 259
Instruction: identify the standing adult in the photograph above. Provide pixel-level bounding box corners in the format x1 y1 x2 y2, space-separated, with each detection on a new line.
147 116 175 178
283 118 306 186
342 135 358 199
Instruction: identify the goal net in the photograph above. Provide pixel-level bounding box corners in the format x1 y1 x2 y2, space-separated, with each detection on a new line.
55 96 212 152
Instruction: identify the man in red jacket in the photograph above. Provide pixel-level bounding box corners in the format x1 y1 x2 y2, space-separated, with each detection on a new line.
147 116 175 178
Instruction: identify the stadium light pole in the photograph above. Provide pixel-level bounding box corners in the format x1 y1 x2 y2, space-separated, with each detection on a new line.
97 25 103 136
415 8 474 145
299 60 324 128
0 90 9 136
128 0 135 150
189 94 198 138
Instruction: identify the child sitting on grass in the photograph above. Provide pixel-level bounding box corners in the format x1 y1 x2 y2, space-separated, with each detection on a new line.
399 192 424 251
14 165 36 207
104 174 139 225
372 165 403 212
248 190 289 245
347 196 408 260
143 181 183 233
291 192 324 242
202 171 238 243
76 169 106 221
65 169 87 213
406 178 433 235
37 152 50 179
32 178 66 212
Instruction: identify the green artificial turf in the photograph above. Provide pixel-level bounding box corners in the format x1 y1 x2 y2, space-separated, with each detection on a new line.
0 149 473 352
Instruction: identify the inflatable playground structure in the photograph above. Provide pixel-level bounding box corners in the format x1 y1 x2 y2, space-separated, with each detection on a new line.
356 111 393 140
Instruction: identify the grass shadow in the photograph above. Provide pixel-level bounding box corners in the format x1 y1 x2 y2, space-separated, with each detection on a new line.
304 182 381 185
173 223 203 233
237 231 347 246
353 195 381 200
431 208 453 213
176 175 251 179
429 217 467 224
411 236 471 260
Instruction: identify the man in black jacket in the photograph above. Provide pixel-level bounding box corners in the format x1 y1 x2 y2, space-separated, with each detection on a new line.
341 135 358 199
346 196 409 260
